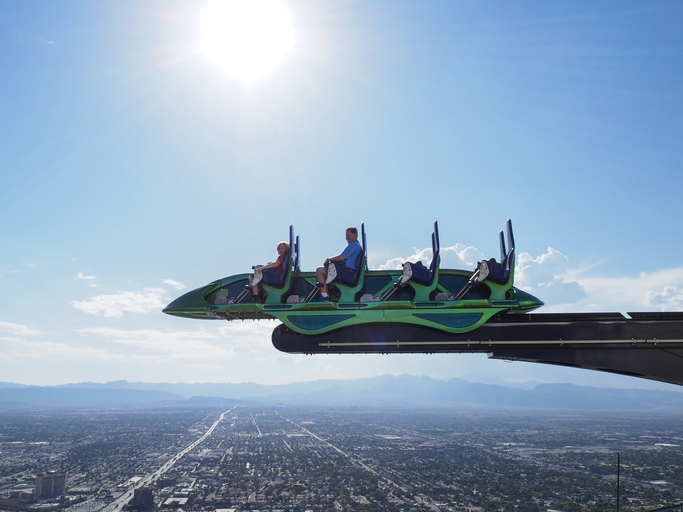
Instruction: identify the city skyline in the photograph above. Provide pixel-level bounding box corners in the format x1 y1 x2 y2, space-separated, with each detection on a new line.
1 1 683 389
2 406 681 511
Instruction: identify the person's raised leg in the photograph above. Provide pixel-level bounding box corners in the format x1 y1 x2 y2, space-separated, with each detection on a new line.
315 266 330 299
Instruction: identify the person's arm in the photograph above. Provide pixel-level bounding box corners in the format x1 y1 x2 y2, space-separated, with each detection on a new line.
324 254 344 266
259 261 279 270
259 254 283 270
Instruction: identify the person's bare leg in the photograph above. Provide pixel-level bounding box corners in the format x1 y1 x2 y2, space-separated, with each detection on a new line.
316 266 329 294
248 275 259 294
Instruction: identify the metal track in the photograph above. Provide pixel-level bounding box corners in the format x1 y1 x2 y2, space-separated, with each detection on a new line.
271 312 683 386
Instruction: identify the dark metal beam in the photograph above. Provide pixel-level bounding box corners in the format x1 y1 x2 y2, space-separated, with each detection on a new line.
272 312 683 386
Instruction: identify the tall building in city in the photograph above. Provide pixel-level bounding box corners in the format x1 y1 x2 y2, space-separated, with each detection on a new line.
34 471 66 500
131 487 154 509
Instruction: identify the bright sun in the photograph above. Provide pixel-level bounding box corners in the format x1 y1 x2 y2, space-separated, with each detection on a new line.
200 0 295 81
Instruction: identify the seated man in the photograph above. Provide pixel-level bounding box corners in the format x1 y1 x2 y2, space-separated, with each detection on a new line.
315 227 362 302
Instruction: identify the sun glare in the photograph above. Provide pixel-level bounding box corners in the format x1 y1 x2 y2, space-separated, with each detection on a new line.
200 0 295 81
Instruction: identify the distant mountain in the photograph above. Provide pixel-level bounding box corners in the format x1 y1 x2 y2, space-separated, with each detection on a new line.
461 376 542 390
0 387 182 408
0 382 32 389
2 375 683 411
234 376 683 411
57 375 410 400
185 396 260 406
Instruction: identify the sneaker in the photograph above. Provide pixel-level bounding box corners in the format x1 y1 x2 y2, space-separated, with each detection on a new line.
314 295 330 302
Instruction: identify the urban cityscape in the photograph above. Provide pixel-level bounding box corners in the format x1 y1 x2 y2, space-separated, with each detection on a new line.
1 404 682 512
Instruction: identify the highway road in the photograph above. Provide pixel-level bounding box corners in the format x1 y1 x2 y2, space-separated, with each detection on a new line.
100 408 233 512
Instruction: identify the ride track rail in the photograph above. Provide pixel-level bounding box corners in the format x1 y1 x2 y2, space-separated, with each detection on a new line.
271 311 683 387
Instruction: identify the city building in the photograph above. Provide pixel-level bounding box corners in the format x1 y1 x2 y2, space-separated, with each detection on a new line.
35 471 66 500
131 487 154 509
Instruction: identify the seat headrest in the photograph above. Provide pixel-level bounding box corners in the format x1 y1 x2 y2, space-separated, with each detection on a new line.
429 249 440 272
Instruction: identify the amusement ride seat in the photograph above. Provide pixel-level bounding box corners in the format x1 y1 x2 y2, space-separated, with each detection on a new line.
377 221 441 302
452 219 516 300
325 224 367 303
477 219 515 286
260 226 299 303
405 225 440 301
481 248 514 285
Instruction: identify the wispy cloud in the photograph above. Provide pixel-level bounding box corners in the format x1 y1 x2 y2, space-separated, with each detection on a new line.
75 326 242 359
77 272 96 280
575 268 683 313
0 323 116 363
163 279 186 290
70 288 166 317
0 321 41 337
216 321 276 352
515 248 588 307
0 338 118 362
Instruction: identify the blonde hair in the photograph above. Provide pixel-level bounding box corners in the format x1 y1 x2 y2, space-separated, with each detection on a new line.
277 241 290 252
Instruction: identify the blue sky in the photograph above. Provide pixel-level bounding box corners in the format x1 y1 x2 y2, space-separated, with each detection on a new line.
1 0 683 389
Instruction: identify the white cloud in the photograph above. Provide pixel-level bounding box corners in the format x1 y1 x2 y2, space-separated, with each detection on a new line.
376 256 406 271
440 244 485 269
217 321 278 352
0 321 41 337
375 247 432 270
70 288 167 317
0 338 119 362
513 248 683 312
77 272 96 280
576 268 683 313
75 325 264 360
645 285 683 310
375 244 485 271
515 248 588 307
163 279 186 291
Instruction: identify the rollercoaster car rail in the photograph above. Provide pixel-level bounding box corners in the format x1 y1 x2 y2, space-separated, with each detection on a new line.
271 311 683 386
